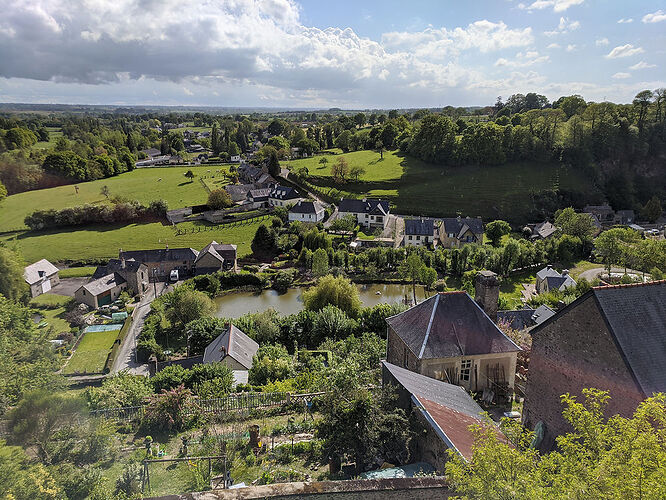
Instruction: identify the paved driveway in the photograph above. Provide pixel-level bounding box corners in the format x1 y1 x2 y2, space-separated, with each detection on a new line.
49 277 89 297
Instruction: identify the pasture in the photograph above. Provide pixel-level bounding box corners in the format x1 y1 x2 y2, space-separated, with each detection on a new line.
0 165 228 232
286 150 595 223
0 219 263 263
63 327 120 375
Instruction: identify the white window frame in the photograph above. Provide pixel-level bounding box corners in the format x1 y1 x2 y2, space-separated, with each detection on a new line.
460 359 472 381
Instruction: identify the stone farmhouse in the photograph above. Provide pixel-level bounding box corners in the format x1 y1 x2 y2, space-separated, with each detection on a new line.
338 198 390 230
404 218 435 247
524 221 557 240
439 217 483 248
385 277 520 400
119 246 200 280
76 258 149 309
24 259 60 297
523 280 666 452
268 185 301 207
195 241 238 273
289 200 325 223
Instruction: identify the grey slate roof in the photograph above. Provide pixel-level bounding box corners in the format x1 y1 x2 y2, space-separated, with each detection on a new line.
81 273 126 296
534 221 557 239
196 241 224 264
248 188 271 200
536 266 561 281
120 247 199 263
382 361 484 418
404 218 435 236
497 309 537 331
225 184 254 202
593 281 666 395
203 324 259 370
545 275 576 291
386 292 520 359
24 259 59 285
92 259 145 280
290 200 324 214
532 305 556 325
269 185 300 200
441 217 483 238
338 198 390 216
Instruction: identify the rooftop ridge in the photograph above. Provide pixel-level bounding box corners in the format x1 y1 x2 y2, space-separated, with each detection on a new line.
593 279 666 290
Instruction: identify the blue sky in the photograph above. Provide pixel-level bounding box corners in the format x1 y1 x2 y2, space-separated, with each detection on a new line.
0 0 664 108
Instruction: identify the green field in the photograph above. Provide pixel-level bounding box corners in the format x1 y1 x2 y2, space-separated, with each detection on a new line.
0 219 264 263
286 150 595 223
64 328 120 375
58 266 96 278
0 166 223 232
32 126 63 150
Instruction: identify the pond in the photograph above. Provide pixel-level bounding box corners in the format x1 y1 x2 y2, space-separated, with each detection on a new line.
214 283 430 318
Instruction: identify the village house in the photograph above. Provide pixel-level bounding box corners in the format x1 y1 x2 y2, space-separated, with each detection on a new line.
194 241 237 274
24 259 60 297
385 272 520 401
523 281 666 452
139 147 161 158
497 305 556 331
75 273 128 309
119 246 199 280
246 188 271 208
238 164 276 186
584 204 615 224
203 323 259 385
535 265 577 294
338 198 390 230
289 200 325 223
382 361 507 470
439 217 483 248
269 185 301 207
91 258 149 298
225 184 255 204
524 221 557 240
404 218 436 247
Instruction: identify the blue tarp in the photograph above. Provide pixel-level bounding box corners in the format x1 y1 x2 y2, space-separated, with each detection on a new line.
83 324 122 333
359 462 436 479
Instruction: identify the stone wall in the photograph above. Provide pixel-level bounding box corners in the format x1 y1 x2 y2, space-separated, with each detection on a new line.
386 328 420 372
148 477 451 500
523 294 645 451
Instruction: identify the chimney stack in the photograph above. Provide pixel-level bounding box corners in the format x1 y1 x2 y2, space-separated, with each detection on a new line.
474 270 499 321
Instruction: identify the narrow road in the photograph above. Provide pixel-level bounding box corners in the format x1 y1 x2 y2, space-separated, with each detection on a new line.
111 281 170 376
578 266 646 282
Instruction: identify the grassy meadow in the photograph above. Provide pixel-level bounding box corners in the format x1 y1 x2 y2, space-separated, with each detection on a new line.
0 165 228 232
32 126 64 150
0 219 263 263
30 293 73 336
286 150 595 223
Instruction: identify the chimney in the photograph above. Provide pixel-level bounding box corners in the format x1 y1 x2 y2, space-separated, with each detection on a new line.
474 270 499 321
562 269 569 276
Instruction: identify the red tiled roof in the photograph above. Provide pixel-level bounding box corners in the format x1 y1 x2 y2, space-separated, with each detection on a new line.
416 396 508 461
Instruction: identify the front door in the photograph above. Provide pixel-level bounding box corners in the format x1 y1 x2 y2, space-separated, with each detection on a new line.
41 280 51 294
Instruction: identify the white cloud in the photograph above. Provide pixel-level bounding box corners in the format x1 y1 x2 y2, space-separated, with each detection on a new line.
547 43 561 49
605 44 644 58
642 10 666 23
612 72 631 79
629 61 656 70
566 44 577 52
544 16 580 36
520 0 584 12
182 87 193 95
617 18 633 24
494 50 549 68
595 37 609 46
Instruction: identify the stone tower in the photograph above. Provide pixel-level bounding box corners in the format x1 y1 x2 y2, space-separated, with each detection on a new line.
474 270 499 321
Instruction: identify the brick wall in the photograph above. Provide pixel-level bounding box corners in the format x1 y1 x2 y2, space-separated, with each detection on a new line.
523 295 645 451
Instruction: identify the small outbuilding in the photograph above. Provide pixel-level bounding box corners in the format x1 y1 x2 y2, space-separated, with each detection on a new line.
203 323 259 385
24 259 60 297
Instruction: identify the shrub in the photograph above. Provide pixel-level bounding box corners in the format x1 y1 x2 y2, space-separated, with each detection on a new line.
142 385 194 433
272 269 297 293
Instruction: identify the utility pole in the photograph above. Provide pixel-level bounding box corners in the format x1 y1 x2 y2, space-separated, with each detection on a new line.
152 268 157 298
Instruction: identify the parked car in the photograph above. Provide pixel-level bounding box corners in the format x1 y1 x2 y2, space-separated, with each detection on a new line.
169 269 179 282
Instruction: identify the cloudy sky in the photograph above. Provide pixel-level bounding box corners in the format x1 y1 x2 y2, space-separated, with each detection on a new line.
0 0 664 108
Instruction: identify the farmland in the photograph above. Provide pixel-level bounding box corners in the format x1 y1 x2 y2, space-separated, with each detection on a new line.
0 219 263 263
285 150 595 223
0 165 228 232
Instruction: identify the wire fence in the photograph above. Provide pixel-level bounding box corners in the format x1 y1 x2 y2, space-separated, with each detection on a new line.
89 391 324 422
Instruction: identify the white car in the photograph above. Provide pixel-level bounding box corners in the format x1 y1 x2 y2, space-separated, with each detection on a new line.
169 269 179 282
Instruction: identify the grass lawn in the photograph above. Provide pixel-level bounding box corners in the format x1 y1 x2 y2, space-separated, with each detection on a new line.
59 266 96 278
568 259 602 279
0 166 216 232
30 293 73 336
0 219 264 263
499 270 538 309
63 328 120 374
287 150 596 224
